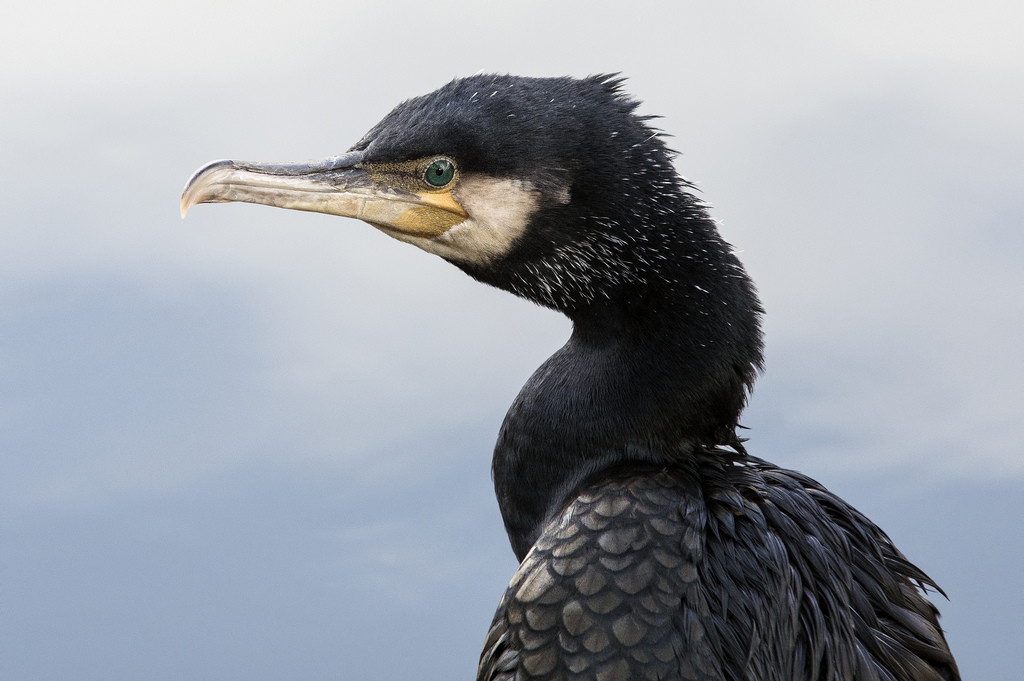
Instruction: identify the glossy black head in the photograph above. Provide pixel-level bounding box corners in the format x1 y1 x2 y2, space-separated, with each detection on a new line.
354 75 756 324
353 74 637 188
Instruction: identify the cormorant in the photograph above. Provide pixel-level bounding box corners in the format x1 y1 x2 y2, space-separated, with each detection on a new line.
181 74 959 681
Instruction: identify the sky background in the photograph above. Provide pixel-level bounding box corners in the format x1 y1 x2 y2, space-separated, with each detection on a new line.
2 1 1022 679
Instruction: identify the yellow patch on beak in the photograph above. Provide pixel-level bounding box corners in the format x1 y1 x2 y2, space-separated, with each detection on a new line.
388 191 469 237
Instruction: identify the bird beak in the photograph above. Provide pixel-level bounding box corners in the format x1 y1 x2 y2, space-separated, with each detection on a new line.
180 152 468 238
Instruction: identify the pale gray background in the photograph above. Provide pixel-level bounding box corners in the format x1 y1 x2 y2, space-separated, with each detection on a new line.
2 2 1021 679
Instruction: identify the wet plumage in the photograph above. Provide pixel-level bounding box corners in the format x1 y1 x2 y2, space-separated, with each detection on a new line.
182 74 959 681
481 455 956 681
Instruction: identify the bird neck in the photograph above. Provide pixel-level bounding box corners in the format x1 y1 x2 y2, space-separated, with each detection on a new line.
493 286 754 560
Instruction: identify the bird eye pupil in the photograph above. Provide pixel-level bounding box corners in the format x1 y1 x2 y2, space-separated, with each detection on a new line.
424 158 455 187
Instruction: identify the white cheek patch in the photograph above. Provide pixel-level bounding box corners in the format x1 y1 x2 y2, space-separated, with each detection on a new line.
410 175 551 265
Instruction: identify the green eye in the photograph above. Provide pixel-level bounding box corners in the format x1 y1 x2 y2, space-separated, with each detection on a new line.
424 157 456 187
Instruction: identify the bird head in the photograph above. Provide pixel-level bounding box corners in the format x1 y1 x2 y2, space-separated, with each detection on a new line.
183 75 712 315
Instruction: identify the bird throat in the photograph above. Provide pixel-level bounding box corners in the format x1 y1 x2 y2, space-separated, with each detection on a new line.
492 302 747 561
